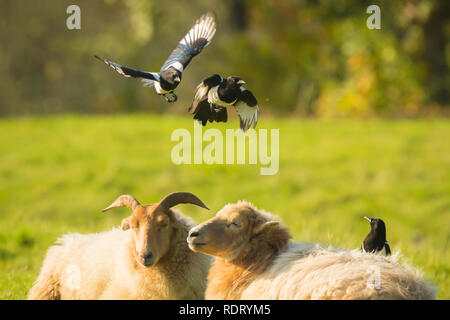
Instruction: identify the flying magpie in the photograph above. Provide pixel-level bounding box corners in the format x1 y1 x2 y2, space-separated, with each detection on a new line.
362 216 391 255
95 11 216 103
189 74 259 132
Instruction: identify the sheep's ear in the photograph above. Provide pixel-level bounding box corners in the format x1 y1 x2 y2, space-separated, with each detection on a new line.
253 221 279 235
121 217 131 231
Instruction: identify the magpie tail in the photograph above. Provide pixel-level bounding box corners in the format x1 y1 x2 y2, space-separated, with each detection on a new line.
193 101 227 126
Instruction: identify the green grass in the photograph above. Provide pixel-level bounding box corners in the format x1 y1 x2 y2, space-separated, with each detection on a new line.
0 115 449 299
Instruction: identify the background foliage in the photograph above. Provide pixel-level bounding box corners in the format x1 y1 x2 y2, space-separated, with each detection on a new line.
0 0 448 117
0 1 448 300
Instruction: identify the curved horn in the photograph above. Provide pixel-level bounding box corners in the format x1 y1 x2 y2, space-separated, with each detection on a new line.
102 195 140 212
159 192 209 210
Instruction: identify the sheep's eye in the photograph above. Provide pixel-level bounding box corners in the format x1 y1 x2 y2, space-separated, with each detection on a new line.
157 219 168 228
228 222 240 228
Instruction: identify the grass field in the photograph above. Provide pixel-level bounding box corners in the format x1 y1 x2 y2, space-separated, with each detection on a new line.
0 115 449 299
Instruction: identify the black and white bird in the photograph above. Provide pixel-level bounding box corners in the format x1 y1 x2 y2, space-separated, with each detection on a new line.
95 11 216 103
362 216 391 256
189 74 259 132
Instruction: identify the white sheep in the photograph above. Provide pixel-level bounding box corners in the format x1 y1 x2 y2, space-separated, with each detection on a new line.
28 192 211 300
187 201 436 300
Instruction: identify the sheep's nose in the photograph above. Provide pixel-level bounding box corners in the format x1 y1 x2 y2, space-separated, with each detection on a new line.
142 252 153 260
189 231 200 238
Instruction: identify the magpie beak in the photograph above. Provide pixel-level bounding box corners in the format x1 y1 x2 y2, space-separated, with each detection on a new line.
364 216 372 222
237 79 246 85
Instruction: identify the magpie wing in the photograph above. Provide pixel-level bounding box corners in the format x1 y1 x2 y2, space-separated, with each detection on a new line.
189 74 222 113
234 88 259 132
161 11 216 73
95 55 159 86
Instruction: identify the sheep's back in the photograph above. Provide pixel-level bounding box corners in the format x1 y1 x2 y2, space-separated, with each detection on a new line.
50 229 128 299
241 243 436 300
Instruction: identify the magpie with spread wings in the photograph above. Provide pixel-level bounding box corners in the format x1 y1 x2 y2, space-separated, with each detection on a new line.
95 12 216 103
188 74 259 132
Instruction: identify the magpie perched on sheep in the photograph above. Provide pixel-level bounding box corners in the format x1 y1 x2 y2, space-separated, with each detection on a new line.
362 216 391 255
188 202 434 299
95 11 216 103
189 74 259 132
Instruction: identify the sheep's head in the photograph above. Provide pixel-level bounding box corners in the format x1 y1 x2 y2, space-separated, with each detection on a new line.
188 202 288 261
102 192 208 268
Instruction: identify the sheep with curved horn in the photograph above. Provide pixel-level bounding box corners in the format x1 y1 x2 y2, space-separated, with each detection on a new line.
101 194 141 212
159 192 209 210
28 192 211 300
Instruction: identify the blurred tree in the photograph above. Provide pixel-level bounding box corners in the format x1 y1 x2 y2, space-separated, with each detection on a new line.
228 0 248 31
0 0 448 117
423 0 449 106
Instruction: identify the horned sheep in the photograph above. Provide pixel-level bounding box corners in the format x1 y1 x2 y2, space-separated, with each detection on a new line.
187 201 436 300
28 192 211 300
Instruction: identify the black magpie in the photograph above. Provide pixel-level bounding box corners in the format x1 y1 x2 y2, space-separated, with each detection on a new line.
95 11 216 103
362 216 391 255
189 74 259 132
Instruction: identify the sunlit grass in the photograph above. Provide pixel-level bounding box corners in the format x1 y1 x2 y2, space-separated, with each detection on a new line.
0 115 448 299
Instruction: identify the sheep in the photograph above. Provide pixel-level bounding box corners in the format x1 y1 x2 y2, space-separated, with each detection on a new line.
28 192 211 300
187 201 436 300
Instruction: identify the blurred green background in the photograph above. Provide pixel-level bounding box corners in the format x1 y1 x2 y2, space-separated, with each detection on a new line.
0 116 448 299
0 0 449 299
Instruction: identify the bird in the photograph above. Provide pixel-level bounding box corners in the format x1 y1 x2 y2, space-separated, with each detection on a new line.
362 216 391 255
94 11 216 103
188 74 259 132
